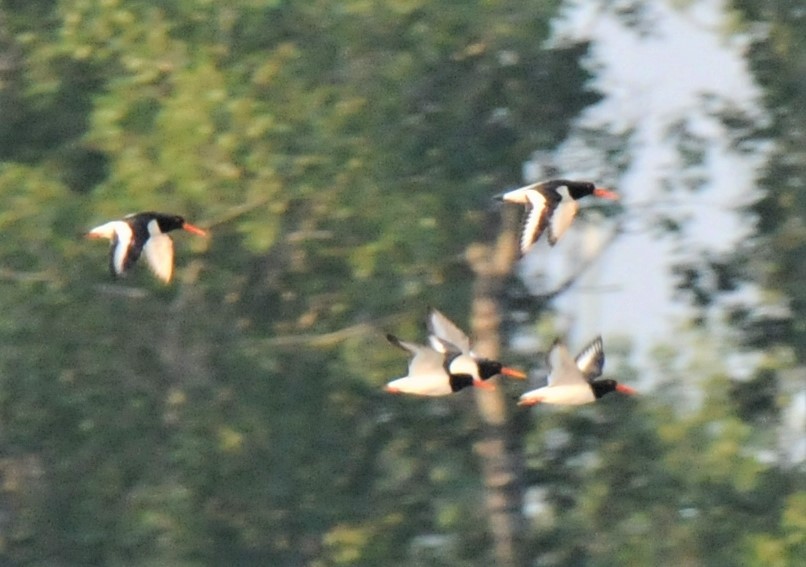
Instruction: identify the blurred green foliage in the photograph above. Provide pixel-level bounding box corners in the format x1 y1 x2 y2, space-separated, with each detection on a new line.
0 1 801 566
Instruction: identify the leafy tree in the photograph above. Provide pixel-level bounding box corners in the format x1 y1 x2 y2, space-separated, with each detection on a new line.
0 1 595 565
2 1 799 565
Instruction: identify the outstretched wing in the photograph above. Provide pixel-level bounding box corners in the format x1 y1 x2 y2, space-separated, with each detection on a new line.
546 338 588 387
427 308 471 354
142 233 175 283
546 186 579 245
109 222 137 277
520 191 557 254
429 336 464 364
575 336 605 382
387 334 447 378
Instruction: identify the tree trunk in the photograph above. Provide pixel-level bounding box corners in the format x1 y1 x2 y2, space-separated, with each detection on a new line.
467 206 525 567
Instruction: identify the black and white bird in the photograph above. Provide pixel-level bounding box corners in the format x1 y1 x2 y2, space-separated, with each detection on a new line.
385 310 526 396
517 336 636 406
86 212 207 283
426 307 526 384
495 179 619 255
384 334 492 396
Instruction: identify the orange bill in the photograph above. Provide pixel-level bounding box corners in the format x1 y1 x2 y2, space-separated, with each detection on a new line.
182 222 208 237
616 384 637 395
593 187 620 200
500 366 527 379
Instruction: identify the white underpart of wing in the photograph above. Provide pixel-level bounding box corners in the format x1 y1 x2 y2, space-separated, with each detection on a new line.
547 197 579 244
500 186 535 204
546 341 588 387
88 220 124 240
520 191 549 254
519 384 596 405
428 336 463 358
104 221 134 275
387 340 453 395
428 335 449 353
427 309 471 354
398 340 447 378
142 233 175 283
575 336 605 381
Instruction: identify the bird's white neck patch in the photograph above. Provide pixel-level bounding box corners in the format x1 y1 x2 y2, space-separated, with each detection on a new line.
448 354 478 377
556 185 571 200
147 219 163 236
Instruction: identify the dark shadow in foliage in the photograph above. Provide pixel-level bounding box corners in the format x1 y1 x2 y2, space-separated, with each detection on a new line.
0 55 102 166
730 368 779 424
727 305 793 350
404 42 602 186
54 144 110 194
673 252 742 326
3 0 59 19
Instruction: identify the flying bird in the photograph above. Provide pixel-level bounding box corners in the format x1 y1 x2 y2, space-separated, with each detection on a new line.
518 336 636 406
495 179 619 255
384 334 489 396
385 309 526 396
86 212 207 283
426 307 527 384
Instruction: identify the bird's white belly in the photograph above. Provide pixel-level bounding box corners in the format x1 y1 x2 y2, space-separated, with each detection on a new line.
521 384 595 405
387 374 452 396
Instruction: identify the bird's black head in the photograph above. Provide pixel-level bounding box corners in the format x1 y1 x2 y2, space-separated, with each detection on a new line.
566 181 597 200
590 379 637 399
154 213 187 233
449 373 475 392
591 379 618 399
476 359 503 380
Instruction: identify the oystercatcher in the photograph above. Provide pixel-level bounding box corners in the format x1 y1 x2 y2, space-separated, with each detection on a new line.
384 334 488 396
518 336 636 406
87 212 207 283
426 307 526 383
495 179 619 254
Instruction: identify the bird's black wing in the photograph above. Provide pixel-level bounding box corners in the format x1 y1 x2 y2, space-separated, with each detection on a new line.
520 189 560 254
575 336 605 382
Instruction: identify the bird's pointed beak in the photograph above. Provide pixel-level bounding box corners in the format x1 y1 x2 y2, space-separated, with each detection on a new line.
384 385 401 394
473 379 496 391
616 384 637 395
500 366 527 380
85 231 104 239
593 187 620 200
182 222 208 237
517 396 539 407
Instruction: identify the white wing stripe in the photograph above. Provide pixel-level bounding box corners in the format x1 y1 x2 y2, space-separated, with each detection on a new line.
520 191 549 253
112 222 133 275
575 336 605 381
